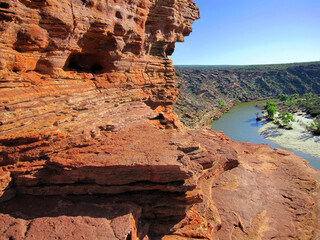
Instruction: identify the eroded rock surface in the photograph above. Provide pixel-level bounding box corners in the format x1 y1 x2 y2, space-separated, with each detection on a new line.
0 0 319 239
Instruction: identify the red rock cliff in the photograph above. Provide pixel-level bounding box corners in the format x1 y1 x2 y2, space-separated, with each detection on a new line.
0 0 199 132
0 1 320 239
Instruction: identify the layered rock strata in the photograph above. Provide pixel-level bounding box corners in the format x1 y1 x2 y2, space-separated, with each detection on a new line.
0 0 320 239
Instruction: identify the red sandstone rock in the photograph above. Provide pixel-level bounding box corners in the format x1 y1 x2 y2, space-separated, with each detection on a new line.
0 195 141 239
0 0 320 239
189 130 320 239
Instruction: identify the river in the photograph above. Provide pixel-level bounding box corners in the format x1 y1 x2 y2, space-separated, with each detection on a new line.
212 101 320 170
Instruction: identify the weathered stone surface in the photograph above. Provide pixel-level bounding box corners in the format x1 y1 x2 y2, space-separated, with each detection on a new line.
190 130 320 239
0 0 320 239
0 0 199 133
0 195 141 240
1 117 320 239
0 0 204 238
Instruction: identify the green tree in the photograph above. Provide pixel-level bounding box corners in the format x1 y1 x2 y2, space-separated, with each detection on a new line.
278 111 295 128
267 106 277 120
264 100 277 120
263 100 276 110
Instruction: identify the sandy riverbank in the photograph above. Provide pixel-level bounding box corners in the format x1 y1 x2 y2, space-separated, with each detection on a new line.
259 113 320 158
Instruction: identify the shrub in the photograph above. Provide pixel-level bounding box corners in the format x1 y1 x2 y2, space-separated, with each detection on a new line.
304 92 313 100
310 109 320 117
218 100 226 109
290 93 299 100
307 119 320 135
299 94 320 116
286 100 295 105
279 94 289 101
278 111 295 129
273 119 281 126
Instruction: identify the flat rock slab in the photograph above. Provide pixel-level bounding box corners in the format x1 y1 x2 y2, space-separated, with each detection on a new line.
0 195 141 240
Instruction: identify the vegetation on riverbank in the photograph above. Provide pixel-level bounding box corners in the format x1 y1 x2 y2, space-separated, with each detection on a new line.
259 93 320 135
273 111 295 129
276 92 320 116
263 100 278 120
307 119 320 135
174 61 320 128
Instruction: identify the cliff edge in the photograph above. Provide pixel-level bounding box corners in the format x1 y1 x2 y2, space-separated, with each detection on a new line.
0 1 319 239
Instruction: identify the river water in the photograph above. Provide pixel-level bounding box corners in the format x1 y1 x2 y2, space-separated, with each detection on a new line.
212 101 320 170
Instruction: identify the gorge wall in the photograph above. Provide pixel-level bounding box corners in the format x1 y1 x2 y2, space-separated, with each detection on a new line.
175 63 320 127
1 1 320 239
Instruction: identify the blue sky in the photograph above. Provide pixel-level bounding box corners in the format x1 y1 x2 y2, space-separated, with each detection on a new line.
170 0 320 65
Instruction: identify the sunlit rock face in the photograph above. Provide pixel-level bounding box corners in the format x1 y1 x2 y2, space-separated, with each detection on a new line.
1 1 320 240
0 0 206 239
0 0 199 131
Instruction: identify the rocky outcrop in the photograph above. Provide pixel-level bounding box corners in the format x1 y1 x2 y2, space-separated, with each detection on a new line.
178 130 320 239
0 0 199 131
0 0 320 239
1 122 319 239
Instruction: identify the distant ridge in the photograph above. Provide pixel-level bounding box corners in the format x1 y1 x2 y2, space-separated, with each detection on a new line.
174 65 241 68
174 61 320 127
174 61 320 70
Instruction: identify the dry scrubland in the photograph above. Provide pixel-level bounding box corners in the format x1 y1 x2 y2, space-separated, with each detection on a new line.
174 62 320 127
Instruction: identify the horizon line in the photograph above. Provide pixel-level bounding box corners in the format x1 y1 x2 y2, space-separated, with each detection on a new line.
173 60 320 67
